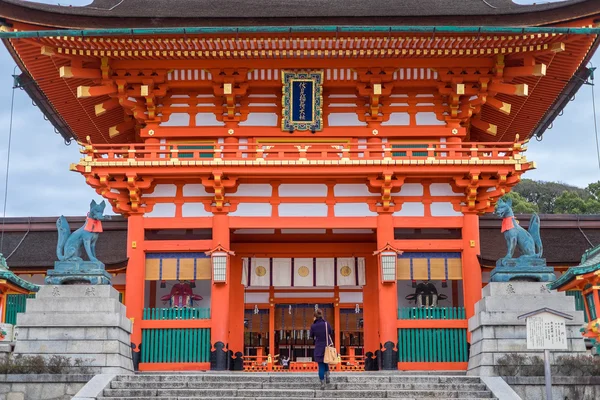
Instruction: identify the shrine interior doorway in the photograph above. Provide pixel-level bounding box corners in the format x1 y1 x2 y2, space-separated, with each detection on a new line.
243 297 364 372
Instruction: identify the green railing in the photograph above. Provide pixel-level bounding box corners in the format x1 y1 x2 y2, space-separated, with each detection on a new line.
566 291 588 322
5 294 35 325
142 307 210 320
141 328 211 363
398 307 466 320
398 328 468 363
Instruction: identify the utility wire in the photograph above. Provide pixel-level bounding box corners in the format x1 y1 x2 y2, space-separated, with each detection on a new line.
591 66 600 171
0 66 18 254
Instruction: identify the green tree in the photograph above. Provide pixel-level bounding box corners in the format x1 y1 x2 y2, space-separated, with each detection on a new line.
586 181 600 201
503 191 539 214
554 190 600 214
513 179 591 214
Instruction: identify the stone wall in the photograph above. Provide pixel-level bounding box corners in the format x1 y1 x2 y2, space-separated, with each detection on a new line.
504 376 600 400
0 374 92 400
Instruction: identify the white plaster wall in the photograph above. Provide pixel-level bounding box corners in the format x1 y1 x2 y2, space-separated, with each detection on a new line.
328 113 367 126
232 184 273 197
398 183 424 196
430 183 462 196
196 112 225 126
416 112 445 125
234 229 275 234
339 292 363 303
230 203 273 217
430 202 462 216
393 202 425 217
279 184 328 197
245 292 270 304
145 203 176 218
239 113 278 126
161 113 190 126
278 203 328 217
332 229 374 234
281 229 327 234
334 203 377 217
334 184 378 197
145 184 177 198
381 112 410 126
274 292 334 298
181 203 213 217
183 184 212 197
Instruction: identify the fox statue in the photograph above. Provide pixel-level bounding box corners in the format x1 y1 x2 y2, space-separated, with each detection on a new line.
56 200 107 264
494 197 543 260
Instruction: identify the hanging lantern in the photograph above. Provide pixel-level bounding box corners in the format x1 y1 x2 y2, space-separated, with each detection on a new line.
355 304 360 314
205 245 235 284
374 243 403 283
254 305 259 315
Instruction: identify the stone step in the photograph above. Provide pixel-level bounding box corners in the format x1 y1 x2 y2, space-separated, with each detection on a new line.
111 380 488 391
100 398 496 400
115 374 481 384
103 388 494 398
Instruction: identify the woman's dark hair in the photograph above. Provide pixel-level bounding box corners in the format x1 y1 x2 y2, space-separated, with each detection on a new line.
314 309 323 319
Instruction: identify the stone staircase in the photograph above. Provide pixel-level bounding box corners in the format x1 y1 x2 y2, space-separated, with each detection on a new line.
98 373 498 399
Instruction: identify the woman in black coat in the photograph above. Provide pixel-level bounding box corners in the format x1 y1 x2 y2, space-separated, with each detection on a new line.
310 309 333 388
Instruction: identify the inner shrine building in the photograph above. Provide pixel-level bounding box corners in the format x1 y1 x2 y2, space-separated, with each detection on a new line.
1 0 600 372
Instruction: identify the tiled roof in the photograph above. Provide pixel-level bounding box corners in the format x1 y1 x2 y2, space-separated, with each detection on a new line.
549 245 600 289
1 0 599 28
1 214 598 270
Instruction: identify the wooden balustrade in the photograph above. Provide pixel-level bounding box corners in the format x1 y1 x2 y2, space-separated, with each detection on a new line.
81 139 525 165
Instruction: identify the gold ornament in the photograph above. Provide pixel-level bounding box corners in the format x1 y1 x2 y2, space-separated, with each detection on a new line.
255 266 267 277
340 265 352 277
298 266 310 277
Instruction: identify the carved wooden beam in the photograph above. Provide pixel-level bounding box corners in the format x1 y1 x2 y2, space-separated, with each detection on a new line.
109 119 135 138
77 84 116 98
471 118 497 136
95 98 120 116
488 82 528 97
59 66 102 79
486 97 511 115
504 64 547 78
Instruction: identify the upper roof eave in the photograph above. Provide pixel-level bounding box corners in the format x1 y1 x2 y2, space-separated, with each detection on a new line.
1 0 600 30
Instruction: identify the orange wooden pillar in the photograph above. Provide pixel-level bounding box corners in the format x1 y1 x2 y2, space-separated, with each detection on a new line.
376 212 398 370
228 255 245 370
363 254 380 370
333 289 341 371
211 213 231 370
462 212 483 342
125 214 145 358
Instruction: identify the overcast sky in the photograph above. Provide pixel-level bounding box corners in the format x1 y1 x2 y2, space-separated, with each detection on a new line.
1 0 599 217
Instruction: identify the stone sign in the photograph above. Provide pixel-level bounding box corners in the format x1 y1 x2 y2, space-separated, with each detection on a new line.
525 311 568 350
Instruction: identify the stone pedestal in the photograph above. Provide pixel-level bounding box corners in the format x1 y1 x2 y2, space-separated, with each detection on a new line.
45 261 112 285
13 285 133 374
467 282 587 376
490 258 556 282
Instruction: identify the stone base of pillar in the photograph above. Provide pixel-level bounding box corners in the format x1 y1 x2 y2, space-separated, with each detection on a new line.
13 285 133 374
467 282 586 376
